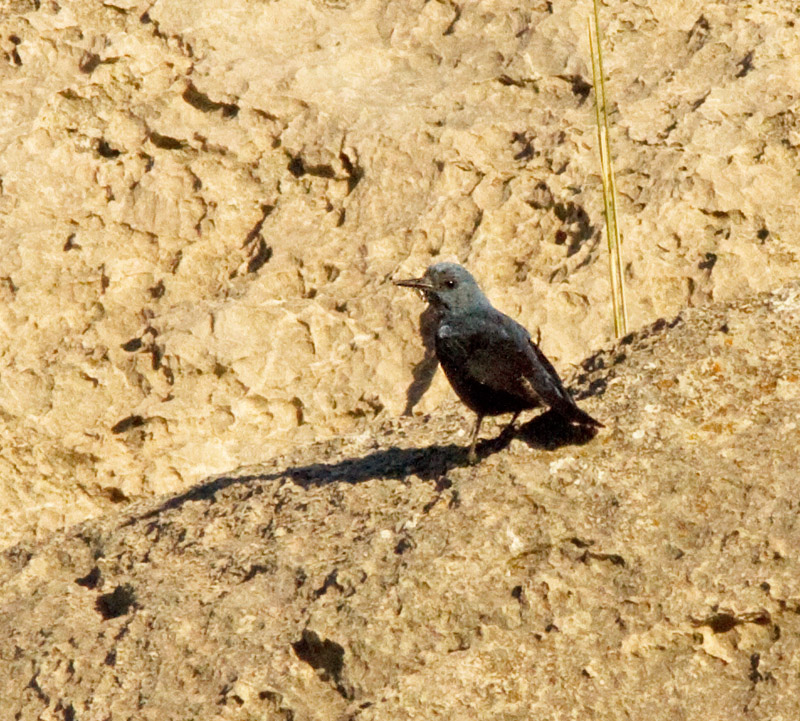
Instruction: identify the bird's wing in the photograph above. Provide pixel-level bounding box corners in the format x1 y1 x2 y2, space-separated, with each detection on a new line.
520 337 574 407
452 312 596 421
437 310 603 427
517 330 602 426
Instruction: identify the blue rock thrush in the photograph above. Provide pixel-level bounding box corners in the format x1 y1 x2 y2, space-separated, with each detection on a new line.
395 262 602 463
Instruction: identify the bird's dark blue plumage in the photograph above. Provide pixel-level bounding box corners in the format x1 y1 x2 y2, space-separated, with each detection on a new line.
395 262 602 462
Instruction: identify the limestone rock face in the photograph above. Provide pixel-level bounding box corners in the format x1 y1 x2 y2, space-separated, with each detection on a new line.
2 282 800 719
1 0 800 545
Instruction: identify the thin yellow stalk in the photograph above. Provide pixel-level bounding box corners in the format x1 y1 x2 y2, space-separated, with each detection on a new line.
588 2 628 338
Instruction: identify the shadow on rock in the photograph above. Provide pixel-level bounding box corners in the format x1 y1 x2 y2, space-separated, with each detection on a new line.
517 409 600 449
402 304 440 416
133 442 472 523
283 443 470 487
473 408 598 460
133 409 600 525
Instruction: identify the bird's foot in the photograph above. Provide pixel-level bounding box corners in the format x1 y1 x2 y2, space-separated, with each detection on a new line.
467 447 479 465
496 412 520 445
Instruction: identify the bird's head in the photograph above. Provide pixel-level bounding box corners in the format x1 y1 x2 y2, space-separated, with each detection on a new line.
394 262 489 312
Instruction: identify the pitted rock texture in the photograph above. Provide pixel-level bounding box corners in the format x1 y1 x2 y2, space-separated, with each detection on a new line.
1 283 800 719
1 0 800 545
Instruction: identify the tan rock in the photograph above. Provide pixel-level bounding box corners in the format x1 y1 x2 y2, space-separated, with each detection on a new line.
1 0 800 548
1 283 800 718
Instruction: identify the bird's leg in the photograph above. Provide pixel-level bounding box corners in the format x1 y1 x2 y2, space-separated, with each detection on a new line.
499 411 521 440
467 414 484 465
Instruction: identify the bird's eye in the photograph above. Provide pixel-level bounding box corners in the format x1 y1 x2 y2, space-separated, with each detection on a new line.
444 279 457 289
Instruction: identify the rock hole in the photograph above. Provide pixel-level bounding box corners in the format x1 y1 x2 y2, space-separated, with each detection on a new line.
699 252 717 271
243 564 269 582
304 163 336 179
562 74 591 102
704 612 740 634
148 131 185 150
78 51 101 73
749 653 762 683
97 139 121 158
736 50 754 78
75 566 101 589
314 569 344 597
121 337 143 352
394 538 413 555
111 415 145 434
182 82 239 118
96 583 137 620
247 239 273 274
104 487 128 503
291 397 305 425
288 156 305 177
243 204 275 246
512 131 534 161
687 15 710 51
292 630 350 698
339 151 363 193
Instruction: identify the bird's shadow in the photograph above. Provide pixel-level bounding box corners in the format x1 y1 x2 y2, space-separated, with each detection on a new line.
402 304 440 415
131 410 595 524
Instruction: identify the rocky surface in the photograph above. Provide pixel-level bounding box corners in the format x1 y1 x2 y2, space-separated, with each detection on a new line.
1 0 800 545
2 282 800 720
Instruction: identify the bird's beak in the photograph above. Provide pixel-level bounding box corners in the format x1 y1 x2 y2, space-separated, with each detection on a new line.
394 277 434 291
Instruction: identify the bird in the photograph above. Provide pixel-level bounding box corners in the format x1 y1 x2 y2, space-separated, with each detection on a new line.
395 262 602 463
